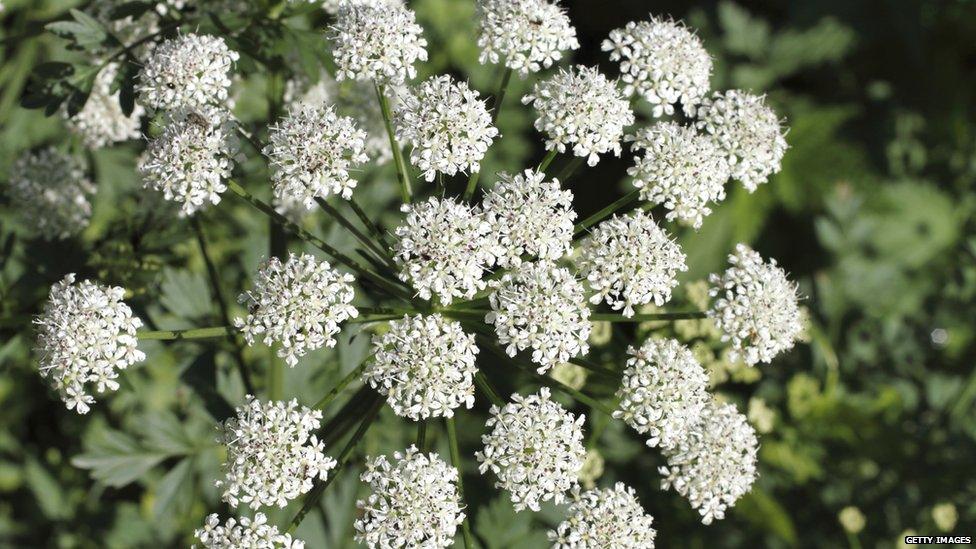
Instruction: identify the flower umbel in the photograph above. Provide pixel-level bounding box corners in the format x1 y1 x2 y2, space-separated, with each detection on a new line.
332 2 428 84
549 482 657 548
137 33 238 111
7 147 94 240
477 0 579 76
217 396 336 508
35 274 144 414
194 513 305 548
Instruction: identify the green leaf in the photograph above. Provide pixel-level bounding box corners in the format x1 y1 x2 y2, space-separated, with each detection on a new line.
71 428 169 488
180 350 235 422
474 496 549 549
152 458 193 519
24 457 70 520
735 488 798 545
159 267 214 321
141 411 195 455
33 62 74 79
46 9 113 50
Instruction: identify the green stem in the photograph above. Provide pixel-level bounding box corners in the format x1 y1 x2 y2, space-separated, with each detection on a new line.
490 67 513 125
445 417 474 549
137 326 233 340
314 360 370 410
554 156 585 184
474 371 505 407
225 180 412 301
573 189 641 237
537 150 559 173
375 83 412 203
589 311 707 322
416 421 428 451
568 357 619 378
348 197 391 247
288 396 384 533
315 198 395 269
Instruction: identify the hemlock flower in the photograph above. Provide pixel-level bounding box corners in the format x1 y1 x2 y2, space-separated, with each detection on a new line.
577 210 687 317
660 398 758 524
265 103 369 207
364 314 479 420
696 90 788 192
355 446 464 548
217 395 336 508
138 108 236 216
393 75 498 181
194 513 305 548
482 169 576 268
393 197 495 305
476 0 579 76
602 16 712 117
523 65 634 166
614 337 709 450
476 388 586 511
549 483 657 548
137 33 239 111
63 63 145 148
708 244 802 365
318 0 403 16
234 253 358 367
486 261 592 372
332 2 428 84
34 274 144 414
6 147 94 240
628 122 731 228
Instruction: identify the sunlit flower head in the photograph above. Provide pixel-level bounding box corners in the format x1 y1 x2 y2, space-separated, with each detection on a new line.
477 0 579 76
137 33 238 111
332 2 428 84
195 513 304 548
549 482 657 548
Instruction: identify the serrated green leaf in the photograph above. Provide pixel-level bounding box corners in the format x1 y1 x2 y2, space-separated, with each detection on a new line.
159 267 213 321
152 458 193 519
474 496 549 549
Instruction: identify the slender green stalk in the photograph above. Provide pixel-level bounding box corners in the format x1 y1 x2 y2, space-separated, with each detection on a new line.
375 83 412 203
315 198 395 269
348 198 391 247
416 421 428 451
568 357 619 378
554 156 585 184
474 371 505 407
589 311 707 322
191 217 254 394
573 189 641 236
137 326 233 340
288 396 384 533
313 360 370 410
463 68 514 201
537 149 559 173
225 180 413 301
445 417 474 549
346 314 402 324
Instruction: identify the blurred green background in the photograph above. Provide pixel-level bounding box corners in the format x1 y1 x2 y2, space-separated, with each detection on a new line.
1 0 974 546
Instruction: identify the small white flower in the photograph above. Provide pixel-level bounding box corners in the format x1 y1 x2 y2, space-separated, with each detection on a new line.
63 63 145 148
576 210 687 317
355 446 465 548
34 274 144 414
549 482 657 548
482 169 576 268
235 253 358 367
217 396 337 509
628 122 731 228
476 388 586 511
137 108 237 216
364 314 478 420
317 0 403 16
487 261 591 372
6 147 94 240
602 16 712 117
696 90 788 192
394 75 498 181
708 244 801 365
194 513 305 548
265 103 369 207
660 398 758 524
137 33 238 111
523 65 634 166
393 197 495 305
477 0 579 77
332 2 428 84
614 338 709 450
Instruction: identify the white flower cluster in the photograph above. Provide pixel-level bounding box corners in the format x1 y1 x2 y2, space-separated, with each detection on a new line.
194 513 304 548
577 210 687 317
355 446 464 548
63 63 145 148
696 90 788 192
235 253 358 367
265 104 368 207
395 75 498 182
628 122 731 228
393 197 494 304
660 399 758 524
549 483 657 548
217 395 336 508
482 169 576 268
487 261 591 372
477 388 586 511
137 33 238 111
7 147 94 240
332 2 428 84
364 314 479 420
708 244 801 365
523 65 634 166
34 274 144 414
476 0 579 76
318 0 403 15
137 109 236 216
602 17 712 117
614 338 708 450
